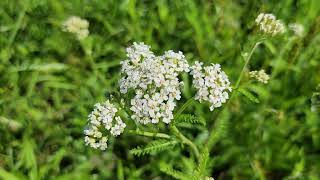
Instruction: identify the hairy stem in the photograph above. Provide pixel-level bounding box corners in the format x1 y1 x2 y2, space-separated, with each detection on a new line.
128 129 171 139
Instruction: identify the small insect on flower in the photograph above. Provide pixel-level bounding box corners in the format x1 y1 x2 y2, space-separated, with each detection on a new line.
249 69 270 84
255 13 285 36
190 61 232 111
289 23 305 37
62 16 89 40
84 100 126 150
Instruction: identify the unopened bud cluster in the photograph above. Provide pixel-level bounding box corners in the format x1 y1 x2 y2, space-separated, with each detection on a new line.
255 13 285 36
289 23 305 37
249 69 270 84
62 16 89 40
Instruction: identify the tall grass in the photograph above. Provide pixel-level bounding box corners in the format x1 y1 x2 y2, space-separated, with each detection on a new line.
0 0 319 179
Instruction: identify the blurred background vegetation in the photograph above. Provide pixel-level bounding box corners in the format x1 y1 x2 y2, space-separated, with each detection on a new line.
0 0 319 179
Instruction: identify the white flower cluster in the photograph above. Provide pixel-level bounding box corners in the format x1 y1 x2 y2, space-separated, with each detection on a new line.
249 69 270 84
119 42 189 124
255 13 285 36
84 100 126 150
289 23 305 37
190 61 232 111
62 16 89 40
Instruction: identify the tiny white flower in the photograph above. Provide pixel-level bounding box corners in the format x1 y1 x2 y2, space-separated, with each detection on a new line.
120 43 189 124
84 100 126 150
190 61 232 111
255 13 285 36
289 23 305 37
62 16 89 40
249 69 270 84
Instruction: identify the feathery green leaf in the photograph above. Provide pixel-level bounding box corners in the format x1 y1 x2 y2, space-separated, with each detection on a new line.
192 147 209 180
237 87 260 103
130 140 178 156
174 114 206 126
160 163 189 180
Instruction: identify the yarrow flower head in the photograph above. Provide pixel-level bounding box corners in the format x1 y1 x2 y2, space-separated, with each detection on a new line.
119 42 189 124
289 23 305 37
255 13 285 36
190 61 232 111
119 42 156 94
249 69 270 84
84 100 126 150
62 16 89 40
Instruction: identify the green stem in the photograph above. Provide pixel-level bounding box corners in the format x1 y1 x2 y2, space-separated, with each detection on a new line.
175 98 194 118
128 129 171 139
121 106 170 139
206 40 263 149
235 41 263 89
170 98 199 159
8 6 26 49
171 125 200 159
117 105 140 129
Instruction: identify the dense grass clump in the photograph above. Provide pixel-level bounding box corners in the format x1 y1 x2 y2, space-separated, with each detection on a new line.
0 0 319 179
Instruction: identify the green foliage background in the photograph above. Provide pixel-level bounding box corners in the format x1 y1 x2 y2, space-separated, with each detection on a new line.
0 0 319 179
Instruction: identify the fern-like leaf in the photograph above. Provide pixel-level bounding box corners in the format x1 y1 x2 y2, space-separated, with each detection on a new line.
192 147 209 180
160 163 189 180
174 114 206 126
181 157 196 174
207 110 230 147
237 87 260 103
130 140 178 156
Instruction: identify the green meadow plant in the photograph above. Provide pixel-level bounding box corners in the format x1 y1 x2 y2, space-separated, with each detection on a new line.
1 0 319 179
83 13 286 179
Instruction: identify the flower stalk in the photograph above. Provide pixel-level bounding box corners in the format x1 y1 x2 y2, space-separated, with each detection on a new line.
206 40 264 149
171 125 200 159
172 98 200 159
235 41 263 89
175 98 194 118
128 129 171 139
